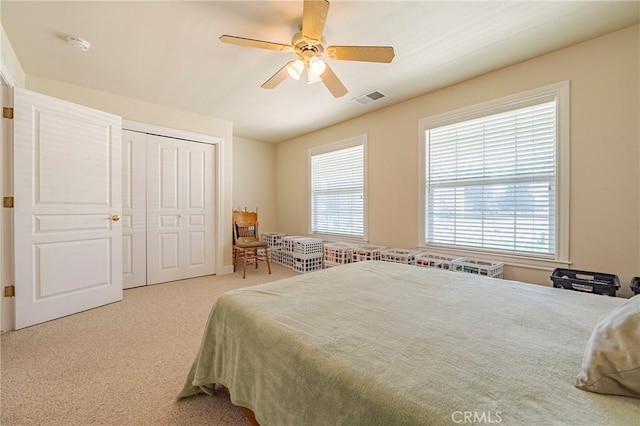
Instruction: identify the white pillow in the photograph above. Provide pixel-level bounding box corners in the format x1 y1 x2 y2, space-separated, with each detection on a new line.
575 294 640 398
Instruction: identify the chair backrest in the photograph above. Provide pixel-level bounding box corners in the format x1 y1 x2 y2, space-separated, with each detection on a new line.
233 209 260 244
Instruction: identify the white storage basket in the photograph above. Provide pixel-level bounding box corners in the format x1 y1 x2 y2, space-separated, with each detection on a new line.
261 232 287 248
379 248 421 265
323 242 354 265
452 257 504 278
282 236 323 255
414 252 459 270
351 244 387 262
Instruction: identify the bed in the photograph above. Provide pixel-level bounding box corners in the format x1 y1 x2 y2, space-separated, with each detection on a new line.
178 261 640 425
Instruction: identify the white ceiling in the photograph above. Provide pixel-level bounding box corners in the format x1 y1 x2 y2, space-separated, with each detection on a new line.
2 1 639 143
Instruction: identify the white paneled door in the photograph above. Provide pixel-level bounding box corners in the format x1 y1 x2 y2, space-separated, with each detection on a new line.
13 87 123 329
146 134 214 285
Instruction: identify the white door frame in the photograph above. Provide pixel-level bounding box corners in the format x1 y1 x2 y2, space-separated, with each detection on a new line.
1 77 15 333
1 56 18 332
122 120 224 275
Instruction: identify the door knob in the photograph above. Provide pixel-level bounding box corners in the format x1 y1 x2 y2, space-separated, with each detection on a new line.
110 214 120 222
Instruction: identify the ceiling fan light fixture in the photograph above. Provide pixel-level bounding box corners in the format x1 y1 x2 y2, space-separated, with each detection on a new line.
222 0 394 98
307 70 322 84
308 56 326 76
287 59 305 80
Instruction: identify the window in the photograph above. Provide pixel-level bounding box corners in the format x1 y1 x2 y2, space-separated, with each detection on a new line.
309 135 366 240
419 82 569 266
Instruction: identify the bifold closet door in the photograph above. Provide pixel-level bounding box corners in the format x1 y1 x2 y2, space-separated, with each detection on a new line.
146 134 215 285
122 130 147 289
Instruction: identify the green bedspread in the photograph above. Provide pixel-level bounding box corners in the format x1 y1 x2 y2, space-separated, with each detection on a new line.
178 261 640 425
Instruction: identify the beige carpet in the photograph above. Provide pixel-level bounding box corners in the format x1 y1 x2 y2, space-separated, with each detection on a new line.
1 264 297 425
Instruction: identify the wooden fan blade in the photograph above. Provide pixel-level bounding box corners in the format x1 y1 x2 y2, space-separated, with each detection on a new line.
261 61 294 89
320 64 347 98
302 0 330 42
220 35 291 52
326 46 395 63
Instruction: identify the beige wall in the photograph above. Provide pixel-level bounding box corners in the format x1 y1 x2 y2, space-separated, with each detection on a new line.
26 76 232 141
276 25 640 295
26 76 236 270
233 136 277 235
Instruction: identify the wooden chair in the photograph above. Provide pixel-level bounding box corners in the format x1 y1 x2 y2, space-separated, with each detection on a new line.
233 208 271 279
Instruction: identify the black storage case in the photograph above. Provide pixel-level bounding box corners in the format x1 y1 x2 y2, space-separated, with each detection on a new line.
550 268 620 296
631 277 640 295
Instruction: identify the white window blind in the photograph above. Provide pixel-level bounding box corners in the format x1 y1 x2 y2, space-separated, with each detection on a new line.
425 100 557 257
310 142 364 237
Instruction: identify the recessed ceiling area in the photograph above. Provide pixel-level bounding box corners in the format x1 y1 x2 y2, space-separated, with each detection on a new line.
2 1 639 143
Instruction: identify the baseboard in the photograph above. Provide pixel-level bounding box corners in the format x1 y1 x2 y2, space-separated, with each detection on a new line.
221 264 235 275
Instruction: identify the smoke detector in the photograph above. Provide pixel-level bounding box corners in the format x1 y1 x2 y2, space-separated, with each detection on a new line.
66 36 91 52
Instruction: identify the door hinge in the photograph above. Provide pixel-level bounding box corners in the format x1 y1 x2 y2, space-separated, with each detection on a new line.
3 196 14 208
4 285 15 298
2 107 13 119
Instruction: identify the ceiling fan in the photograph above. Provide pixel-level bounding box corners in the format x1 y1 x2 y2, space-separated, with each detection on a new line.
220 0 395 98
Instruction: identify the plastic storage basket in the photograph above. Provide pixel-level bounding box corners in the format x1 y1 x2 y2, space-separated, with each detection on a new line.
452 257 504 278
292 253 323 273
351 244 387 262
270 248 283 265
282 236 323 255
261 232 287 249
380 248 421 265
414 252 459 270
323 242 354 268
273 250 322 274
550 268 620 296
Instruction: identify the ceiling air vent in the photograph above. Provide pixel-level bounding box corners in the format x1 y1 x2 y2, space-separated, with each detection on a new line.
352 90 387 106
